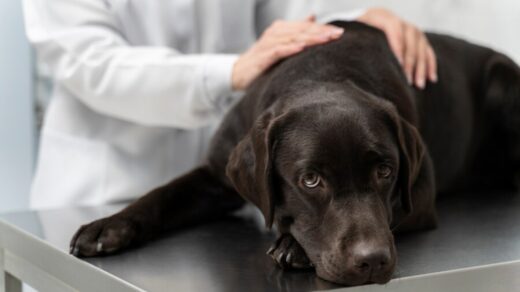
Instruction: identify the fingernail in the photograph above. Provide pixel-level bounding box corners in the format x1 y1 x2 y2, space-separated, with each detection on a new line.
317 35 329 42
332 28 344 35
417 78 425 89
431 73 438 83
277 252 285 264
286 252 293 263
328 28 344 39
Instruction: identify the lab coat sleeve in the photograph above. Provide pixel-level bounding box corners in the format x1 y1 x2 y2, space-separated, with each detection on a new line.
22 0 239 129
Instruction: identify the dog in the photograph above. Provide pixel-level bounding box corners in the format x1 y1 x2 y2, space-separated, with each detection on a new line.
69 21 520 286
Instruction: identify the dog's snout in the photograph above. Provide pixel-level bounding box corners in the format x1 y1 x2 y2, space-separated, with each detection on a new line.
315 236 396 285
353 247 391 273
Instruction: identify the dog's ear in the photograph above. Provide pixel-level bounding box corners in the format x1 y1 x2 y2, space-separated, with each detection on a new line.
226 110 287 228
394 116 425 214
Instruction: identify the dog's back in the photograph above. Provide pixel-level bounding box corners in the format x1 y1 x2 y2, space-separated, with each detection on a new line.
416 33 520 193
209 21 520 194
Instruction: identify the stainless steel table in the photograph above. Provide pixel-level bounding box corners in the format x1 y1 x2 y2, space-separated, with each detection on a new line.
1 193 519 292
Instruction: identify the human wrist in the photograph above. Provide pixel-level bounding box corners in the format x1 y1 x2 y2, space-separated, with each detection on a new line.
231 57 245 91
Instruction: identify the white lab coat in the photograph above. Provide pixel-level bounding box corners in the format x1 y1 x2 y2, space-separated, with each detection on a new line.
23 0 363 209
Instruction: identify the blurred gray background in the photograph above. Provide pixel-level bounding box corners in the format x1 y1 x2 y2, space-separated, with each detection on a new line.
0 1 33 212
1 1 519 212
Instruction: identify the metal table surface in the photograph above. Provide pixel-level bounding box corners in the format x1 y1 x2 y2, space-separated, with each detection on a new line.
1 192 520 292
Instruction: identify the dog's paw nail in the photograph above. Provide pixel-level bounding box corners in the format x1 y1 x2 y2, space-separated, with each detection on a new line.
266 246 276 255
286 252 293 264
96 242 103 253
276 252 285 265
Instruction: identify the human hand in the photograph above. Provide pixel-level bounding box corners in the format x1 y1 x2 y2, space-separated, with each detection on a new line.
357 8 437 89
232 15 344 91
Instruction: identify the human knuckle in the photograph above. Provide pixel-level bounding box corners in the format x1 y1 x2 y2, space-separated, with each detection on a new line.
406 58 415 66
392 19 403 30
309 23 323 31
300 21 312 29
406 49 416 59
393 28 404 40
271 48 281 58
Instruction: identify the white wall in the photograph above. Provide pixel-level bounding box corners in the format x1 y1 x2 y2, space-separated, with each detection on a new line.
0 1 34 212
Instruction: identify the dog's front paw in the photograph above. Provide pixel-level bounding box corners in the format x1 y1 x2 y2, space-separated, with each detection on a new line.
70 216 139 257
267 234 312 269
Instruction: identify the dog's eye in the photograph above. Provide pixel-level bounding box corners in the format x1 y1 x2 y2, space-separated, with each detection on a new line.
301 173 321 188
377 164 393 179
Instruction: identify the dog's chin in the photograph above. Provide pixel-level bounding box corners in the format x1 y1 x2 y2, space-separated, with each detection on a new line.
315 261 393 286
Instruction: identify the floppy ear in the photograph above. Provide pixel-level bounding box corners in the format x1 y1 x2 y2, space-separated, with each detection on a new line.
226 110 286 228
394 116 425 214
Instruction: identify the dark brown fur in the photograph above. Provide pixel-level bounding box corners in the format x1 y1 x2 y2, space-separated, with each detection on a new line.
70 22 520 285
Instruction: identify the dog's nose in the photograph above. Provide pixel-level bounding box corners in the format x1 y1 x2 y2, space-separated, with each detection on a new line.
352 246 391 273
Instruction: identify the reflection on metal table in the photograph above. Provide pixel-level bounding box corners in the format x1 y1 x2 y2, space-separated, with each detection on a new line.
1 193 520 292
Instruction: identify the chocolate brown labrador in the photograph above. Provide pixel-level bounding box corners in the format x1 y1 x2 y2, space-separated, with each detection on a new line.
70 21 520 285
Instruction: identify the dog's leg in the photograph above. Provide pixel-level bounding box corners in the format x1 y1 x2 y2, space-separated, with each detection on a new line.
267 233 313 270
70 166 244 257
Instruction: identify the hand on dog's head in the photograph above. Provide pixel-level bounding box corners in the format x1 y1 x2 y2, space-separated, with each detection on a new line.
226 83 424 285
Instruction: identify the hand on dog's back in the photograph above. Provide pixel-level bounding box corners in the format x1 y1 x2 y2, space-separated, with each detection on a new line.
231 15 344 91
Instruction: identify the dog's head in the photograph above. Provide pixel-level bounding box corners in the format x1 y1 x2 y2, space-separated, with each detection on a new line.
226 84 425 285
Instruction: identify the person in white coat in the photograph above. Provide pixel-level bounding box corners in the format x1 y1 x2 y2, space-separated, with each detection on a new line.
23 0 437 209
